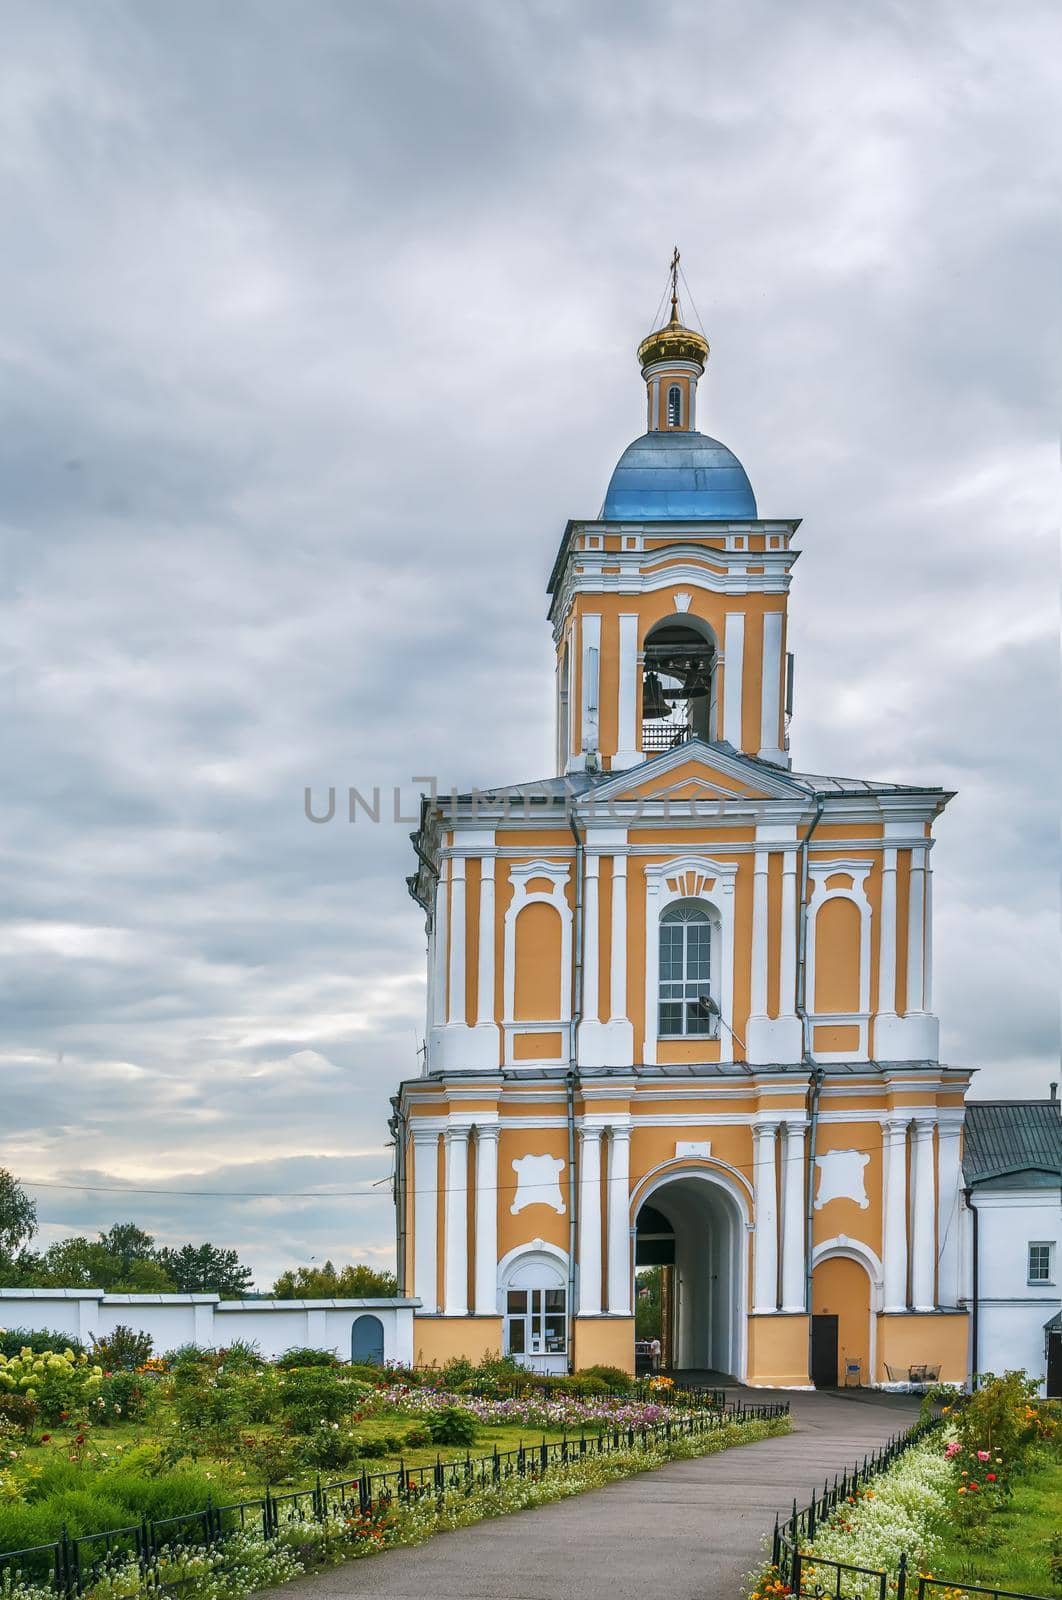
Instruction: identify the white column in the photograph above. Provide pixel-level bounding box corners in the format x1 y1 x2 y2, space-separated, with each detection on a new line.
583 855 600 1024
609 856 628 1021
780 1119 807 1312
911 1116 937 1311
578 1127 603 1315
413 1130 439 1312
443 1127 469 1315
878 848 898 1018
759 611 785 762
723 613 745 749
882 1117 910 1312
779 849 798 1018
473 1124 499 1315
607 1126 632 1315
615 615 641 768
750 849 770 1020
936 1121 963 1308
432 862 449 1026
476 858 495 1026
906 847 926 1014
688 376 697 430
752 1121 779 1313
447 858 466 1025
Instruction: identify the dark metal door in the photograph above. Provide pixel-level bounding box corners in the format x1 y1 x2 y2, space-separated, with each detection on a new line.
351 1313 385 1365
1047 1332 1062 1400
811 1314 839 1388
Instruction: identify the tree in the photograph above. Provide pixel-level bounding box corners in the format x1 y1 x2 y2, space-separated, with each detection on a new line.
272 1260 398 1299
33 1235 176 1292
98 1223 156 1277
0 1170 37 1269
635 1266 663 1340
156 1243 254 1296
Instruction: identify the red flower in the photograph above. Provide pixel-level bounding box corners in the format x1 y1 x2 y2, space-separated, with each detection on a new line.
59 1412 69 1421
969 1482 979 1491
40 1434 51 1443
986 1473 996 1482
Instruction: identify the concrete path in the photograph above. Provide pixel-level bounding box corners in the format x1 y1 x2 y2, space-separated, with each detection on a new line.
266 1390 921 1600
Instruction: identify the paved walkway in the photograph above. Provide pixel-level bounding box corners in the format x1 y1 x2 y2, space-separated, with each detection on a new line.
267 1390 921 1600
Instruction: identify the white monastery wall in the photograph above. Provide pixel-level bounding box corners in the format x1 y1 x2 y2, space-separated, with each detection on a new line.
0 1290 418 1366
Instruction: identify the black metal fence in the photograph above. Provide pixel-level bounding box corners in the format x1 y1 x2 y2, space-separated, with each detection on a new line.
770 1415 1049 1600
1 1397 787 1598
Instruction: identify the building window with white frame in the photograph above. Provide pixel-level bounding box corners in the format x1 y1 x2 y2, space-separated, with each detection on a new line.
666 383 682 427
504 1286 567 1357
659 901 716 1037
1028 1242 1054 1284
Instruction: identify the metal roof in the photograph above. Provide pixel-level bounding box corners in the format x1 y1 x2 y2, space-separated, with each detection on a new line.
602 431 757 520
963 1099 1062 1186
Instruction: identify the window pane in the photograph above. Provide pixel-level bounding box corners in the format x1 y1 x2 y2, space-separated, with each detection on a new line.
659 1002 682 1036
506 1318 525 1353
507 1290 528 1314
544 1316 566 1351
685 1001 711 1035
543 1289 565 1313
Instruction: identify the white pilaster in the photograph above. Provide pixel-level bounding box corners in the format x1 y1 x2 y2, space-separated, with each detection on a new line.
581 613 601 758
688 376 697 430
583 855 600 1024
749 849 770 1020
779 848 798 1019
877 848 898 1022
758 611 785 764
578 1127 603 1315
412 1130 439 1312
882 1117 909 1313
722 612 745 749
476 857 495 1027
906 846 926 1014
610 856 628 1022
911 1116 937 1311
936 1120 963 1308
607 1126 632 1315
432 861 449 1027
614 615 643 769
923 854 934 1011
443 1127 469 1316
447 858 466 1025
780 1119 807 1312
752 1121 779 1313
473 1124 499 1315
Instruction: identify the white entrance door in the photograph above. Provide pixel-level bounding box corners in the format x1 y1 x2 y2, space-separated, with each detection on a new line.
504 1285 567 1375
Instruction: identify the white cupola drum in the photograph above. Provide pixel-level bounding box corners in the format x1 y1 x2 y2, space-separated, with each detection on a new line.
637 248 709 433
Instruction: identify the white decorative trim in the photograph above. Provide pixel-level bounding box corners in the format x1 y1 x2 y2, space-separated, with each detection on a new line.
503 860 572 1059
807 860 873 1061
814 1149 871 1210
723 612 745 747
581 613 601 756
510 1152 566 1216
758 611 785 763
673 590 692 612
643 855 738 1065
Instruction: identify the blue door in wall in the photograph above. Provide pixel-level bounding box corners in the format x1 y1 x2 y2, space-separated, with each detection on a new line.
351 1313 385 1365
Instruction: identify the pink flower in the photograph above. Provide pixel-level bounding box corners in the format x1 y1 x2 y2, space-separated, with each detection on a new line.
976 1450 990 1461
944 1442 961 1458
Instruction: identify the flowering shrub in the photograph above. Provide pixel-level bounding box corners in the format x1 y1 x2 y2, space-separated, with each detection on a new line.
0 1350 103 1426
376 1382 670 1434
647 1376 674 1394
89 1328 154 1374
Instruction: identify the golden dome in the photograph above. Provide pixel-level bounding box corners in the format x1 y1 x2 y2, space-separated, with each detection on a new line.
637 298 709 374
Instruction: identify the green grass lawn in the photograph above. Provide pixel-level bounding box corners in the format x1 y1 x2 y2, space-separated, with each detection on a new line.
933 1453 1062 1598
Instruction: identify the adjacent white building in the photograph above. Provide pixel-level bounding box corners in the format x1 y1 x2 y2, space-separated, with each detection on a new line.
962 1094 1062 1396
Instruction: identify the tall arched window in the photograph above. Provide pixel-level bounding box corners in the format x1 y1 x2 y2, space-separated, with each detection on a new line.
659 901 714 1036
667 384 682 427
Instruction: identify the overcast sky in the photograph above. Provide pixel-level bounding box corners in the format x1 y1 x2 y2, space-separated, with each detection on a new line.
2 0 1058 1289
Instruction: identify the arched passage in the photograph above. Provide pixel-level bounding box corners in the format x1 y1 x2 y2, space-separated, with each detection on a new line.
634 1165 748 1379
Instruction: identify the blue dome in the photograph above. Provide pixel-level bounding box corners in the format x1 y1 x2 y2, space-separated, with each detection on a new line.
603 430 756 520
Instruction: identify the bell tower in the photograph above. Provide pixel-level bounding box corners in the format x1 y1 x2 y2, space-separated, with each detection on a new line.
549 252 796 776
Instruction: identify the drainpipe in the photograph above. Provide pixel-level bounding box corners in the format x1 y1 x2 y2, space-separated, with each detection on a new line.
566 805 585 1374
388 1096 407 1297
795 795 826 1369
964 1185 979 1390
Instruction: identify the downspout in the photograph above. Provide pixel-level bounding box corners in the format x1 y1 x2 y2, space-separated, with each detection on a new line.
389 1097 407 1297
795 795 826 1370
566 805 585 1374
964 1185 979 1390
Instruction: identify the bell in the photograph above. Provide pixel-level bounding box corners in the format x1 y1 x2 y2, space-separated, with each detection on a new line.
642 671 669 719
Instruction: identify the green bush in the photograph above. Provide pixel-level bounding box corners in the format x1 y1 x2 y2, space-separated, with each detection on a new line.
427 1407 478 1448
0 1328 86 1359
0 1348 103 1425
403 1423 431 1448
216 1339 264 1372
277 1368 351 1432
234 1432 302 1486
90 1326 154 1371
275 1347 340 1369
162 1343 212 1368
94 1370 155 1424
581 1364 634 1393
0 1391 39 1433
298 1424 361 1471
